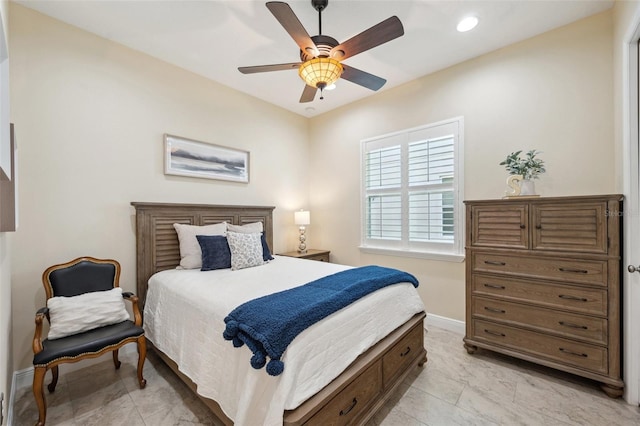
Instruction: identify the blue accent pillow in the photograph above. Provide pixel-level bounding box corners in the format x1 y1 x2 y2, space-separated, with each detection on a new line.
261 233 274 261
196 235 232 271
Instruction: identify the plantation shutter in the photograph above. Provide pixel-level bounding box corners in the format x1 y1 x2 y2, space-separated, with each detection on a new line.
361 118 462 257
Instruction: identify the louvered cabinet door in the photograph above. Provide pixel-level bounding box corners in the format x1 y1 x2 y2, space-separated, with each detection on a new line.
531 201 607 253
469 203 528 249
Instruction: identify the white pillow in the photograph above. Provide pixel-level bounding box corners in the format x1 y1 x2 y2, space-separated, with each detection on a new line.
174 222 227 269
47 287 130 340
226 231 264 271
227 222 263 234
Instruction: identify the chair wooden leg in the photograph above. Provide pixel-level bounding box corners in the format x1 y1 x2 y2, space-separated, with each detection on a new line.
33 366 47 426
112 349 121 369
136 336 147 389
47 366 58 393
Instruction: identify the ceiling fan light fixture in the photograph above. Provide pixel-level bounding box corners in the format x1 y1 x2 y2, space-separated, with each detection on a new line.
298 57 343 90
457 16 479 32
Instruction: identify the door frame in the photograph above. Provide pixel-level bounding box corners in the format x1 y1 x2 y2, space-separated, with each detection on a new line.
622 7 640 406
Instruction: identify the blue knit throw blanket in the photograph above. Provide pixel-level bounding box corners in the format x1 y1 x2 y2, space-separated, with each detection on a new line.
222 265 419 376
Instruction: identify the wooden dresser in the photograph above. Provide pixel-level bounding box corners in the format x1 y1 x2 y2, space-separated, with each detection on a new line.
463 195 623 397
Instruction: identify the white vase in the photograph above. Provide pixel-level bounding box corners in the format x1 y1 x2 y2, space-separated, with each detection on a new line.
520 179 536 196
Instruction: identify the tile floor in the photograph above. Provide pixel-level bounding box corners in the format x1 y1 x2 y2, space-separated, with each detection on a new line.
11 325 640 425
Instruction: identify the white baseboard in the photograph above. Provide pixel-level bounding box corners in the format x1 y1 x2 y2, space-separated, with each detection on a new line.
425 313 465 335
7 366 27 426
8 366 33 426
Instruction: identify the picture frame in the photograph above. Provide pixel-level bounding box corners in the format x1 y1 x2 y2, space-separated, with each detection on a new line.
0 123 16 232
164 134 249 183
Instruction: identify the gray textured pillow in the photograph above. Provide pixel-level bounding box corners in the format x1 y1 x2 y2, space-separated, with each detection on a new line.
47 287 130 340
226 231 265 270
227 222 264 234
174 222 227 269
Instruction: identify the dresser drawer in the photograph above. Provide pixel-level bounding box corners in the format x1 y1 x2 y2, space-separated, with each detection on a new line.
471 319 607 374
472 296 607 345
471 274 607 316
382 322 423 385
472 252 607 286
305 362 381 426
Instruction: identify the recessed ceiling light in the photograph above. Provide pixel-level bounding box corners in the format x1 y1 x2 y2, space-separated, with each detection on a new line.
457 16 478 32
305 107 316 113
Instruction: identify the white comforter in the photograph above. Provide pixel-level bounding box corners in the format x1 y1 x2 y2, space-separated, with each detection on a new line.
143 255 425 426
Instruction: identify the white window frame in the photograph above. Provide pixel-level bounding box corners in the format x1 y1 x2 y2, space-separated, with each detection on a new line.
359 116 464 262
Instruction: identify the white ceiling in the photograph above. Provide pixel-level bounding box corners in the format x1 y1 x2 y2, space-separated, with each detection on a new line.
14 0 614 118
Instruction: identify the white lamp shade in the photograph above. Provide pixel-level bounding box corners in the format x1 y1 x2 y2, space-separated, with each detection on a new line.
294 210 310 226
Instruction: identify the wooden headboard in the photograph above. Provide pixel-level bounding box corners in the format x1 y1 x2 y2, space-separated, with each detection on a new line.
131 202 275 308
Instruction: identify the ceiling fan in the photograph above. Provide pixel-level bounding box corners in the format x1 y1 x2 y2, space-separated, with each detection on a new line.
238 0 404 103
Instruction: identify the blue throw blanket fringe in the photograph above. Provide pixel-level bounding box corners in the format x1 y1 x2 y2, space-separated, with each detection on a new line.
223 265 419 376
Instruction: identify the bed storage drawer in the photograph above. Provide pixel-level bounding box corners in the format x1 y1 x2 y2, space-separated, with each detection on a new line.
382 321 423 385
471 319 607 374
304 361 382 426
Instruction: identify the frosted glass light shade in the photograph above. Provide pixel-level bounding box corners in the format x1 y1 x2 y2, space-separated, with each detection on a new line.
295 210 310 226
298 58 343 89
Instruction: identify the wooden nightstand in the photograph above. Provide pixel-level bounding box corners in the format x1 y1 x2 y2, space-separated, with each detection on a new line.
278 249 330 262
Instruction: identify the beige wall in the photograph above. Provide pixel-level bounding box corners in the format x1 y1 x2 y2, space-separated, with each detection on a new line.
308 11 615 321
9 4 310 371
613 2 640 186
0 0 11 416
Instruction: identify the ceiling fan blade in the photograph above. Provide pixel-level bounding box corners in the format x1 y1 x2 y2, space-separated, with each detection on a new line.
330 16 404 61
238 62 302 74
300 85 317 103
341 65 387 91
266 2 318 56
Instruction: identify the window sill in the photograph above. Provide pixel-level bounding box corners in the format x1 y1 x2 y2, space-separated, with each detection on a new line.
358 246 465 262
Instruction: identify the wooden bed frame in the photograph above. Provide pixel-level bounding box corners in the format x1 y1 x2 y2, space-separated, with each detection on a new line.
131 202 427 425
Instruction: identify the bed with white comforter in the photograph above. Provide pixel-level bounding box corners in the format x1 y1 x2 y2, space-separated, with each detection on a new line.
143 255 425 426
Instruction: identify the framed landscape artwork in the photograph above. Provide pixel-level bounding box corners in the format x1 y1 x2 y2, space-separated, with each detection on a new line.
164 134 249 183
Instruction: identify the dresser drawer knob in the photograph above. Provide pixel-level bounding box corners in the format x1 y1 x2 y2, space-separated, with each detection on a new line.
484 329 506 337
339 398 358 417
484 307 506 314
559 348 588 358
558 294 589 302
400 346 411 357
559 321 588 330
484 260 506 266
520 224 526 229
559 267 589 274
483 283 506 290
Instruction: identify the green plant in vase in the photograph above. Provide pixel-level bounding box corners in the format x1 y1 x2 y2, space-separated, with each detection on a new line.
500 150 545 195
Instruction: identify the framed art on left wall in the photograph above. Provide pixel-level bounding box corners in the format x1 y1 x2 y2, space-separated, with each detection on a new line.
0 123 16 232
164 134 249 183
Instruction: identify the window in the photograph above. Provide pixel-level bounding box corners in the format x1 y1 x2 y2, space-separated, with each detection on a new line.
361 117 464 261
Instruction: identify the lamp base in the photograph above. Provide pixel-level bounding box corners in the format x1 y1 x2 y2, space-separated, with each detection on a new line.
298 226 307 253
